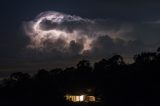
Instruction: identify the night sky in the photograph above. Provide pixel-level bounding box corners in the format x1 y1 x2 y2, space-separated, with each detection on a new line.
1 0 160 78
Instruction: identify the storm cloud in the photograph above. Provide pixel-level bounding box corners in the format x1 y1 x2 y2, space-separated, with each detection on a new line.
23 11 138 60
23 11 160 63
2 1 160 78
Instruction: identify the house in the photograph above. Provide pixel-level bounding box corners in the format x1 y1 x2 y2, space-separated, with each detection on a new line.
64 88 97 102
65 94 96 102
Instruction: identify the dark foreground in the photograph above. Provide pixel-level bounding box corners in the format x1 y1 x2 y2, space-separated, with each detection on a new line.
1 49 160 106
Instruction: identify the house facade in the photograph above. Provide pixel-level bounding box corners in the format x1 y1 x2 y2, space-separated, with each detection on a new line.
65 94 96 102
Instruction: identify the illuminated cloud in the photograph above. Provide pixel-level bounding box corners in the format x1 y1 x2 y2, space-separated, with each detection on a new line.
24 11 154 63
24 11 132 56
24 11 95 54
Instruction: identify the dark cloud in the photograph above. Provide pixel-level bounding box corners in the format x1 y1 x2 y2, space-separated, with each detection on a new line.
69 40 84 55
127 22 160 44
1 1 160 78
23 11 160 63
40 19 59 30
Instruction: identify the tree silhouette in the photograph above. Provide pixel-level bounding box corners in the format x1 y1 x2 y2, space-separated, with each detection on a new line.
1 47 160 106
134 52 156 64
107 55 125 66
77 60 92 72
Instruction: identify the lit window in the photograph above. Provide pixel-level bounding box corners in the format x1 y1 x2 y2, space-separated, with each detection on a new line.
80 95 84 101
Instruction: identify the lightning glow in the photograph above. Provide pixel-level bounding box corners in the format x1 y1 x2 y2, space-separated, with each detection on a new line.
24 11 94 54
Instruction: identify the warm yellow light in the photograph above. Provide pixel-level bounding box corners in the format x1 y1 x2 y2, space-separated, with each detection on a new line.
65 95 96 102
80 95 84 101
88 96 95 101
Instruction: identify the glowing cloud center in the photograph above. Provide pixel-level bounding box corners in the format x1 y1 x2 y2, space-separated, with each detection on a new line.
24 11 93 53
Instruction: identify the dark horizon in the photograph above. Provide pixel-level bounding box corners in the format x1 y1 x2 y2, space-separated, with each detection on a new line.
1 49 160 106
1 0 160 83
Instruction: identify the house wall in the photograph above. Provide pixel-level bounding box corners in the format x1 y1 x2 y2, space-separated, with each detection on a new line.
66 95 81 102
65 95 96 102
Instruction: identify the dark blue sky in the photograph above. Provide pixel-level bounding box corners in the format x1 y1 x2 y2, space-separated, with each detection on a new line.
1 0 160 78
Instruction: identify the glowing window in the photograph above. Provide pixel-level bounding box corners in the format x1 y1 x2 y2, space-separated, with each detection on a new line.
80 95 84 101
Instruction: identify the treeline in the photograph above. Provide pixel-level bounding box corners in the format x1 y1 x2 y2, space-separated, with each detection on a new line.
1 48 160 106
